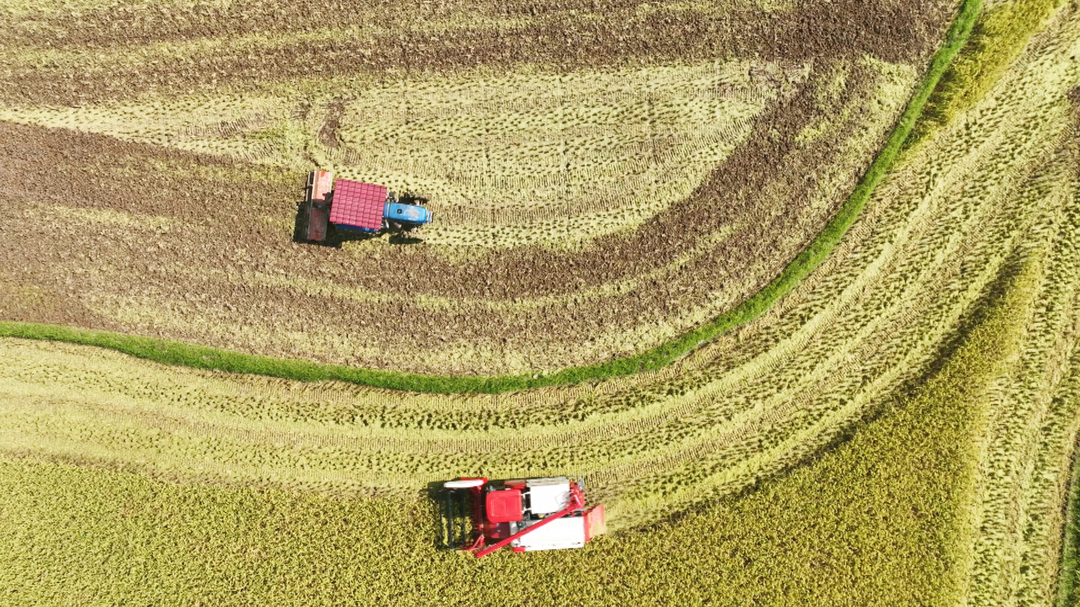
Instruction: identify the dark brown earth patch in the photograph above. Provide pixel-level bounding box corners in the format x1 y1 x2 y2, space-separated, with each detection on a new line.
0 280 117 332
1 0 955 105
317 98 347 150
0 58 892 373
5 0 949 57
0 0 959 371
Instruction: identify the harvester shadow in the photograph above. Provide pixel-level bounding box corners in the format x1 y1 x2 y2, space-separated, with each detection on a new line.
425 480 472 552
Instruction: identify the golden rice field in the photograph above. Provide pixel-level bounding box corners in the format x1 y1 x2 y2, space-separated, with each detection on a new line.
3 0 1080 604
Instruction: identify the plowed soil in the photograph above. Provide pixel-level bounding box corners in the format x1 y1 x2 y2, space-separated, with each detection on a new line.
0 0 958 374
4 0 951 105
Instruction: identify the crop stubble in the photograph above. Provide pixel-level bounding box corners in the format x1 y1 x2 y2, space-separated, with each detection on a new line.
0 54 940 374
1 0 950 104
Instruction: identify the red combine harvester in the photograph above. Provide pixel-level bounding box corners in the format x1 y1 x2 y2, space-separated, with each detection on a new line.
442 477 606 558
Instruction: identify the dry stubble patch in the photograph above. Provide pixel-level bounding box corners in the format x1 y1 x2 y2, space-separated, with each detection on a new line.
0 53 923 374
0 0 951 105
0 0 957 373
0 58 798 248
3 2 1080 602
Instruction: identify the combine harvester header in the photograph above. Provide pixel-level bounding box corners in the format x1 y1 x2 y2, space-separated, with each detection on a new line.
299 170 432 243
442 476 606 558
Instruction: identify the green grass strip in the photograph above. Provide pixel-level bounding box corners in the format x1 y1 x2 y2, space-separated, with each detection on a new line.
906 0 1069 149
0 0 983 394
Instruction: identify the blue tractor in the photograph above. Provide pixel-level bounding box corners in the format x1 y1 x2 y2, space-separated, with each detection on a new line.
300 170 433 243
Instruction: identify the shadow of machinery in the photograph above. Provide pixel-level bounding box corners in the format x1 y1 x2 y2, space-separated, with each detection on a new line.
387 233 424 245
425 480 475 552
397 192 429 206
292 200 426 248
291 200 377 249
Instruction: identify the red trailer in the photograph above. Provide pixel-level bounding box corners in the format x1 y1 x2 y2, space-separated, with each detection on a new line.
301 170 335 242
442 477 606 558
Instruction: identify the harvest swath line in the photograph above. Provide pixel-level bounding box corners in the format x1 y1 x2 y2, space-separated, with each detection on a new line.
0 0 962 374
13 4 1080 597
8 4 1080 593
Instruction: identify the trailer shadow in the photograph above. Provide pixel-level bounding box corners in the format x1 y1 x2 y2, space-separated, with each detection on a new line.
291 201 378 248
322 227 379 248
291 201 307 244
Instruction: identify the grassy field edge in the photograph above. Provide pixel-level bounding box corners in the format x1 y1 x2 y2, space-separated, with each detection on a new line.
0 0 983 394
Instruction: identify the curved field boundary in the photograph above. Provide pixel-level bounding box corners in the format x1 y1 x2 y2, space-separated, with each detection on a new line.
0 0 982 395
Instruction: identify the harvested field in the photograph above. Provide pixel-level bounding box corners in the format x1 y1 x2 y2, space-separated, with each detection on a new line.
4 0 1080 603
1 136 1076 601
0 0 955 374
0 281 1023 606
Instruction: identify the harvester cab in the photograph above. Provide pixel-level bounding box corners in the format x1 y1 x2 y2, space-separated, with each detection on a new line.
299 170 433 243
441 476 606 558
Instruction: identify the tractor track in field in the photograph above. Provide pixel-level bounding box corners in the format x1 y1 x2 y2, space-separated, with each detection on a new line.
317 98 347 150
0 0 952 106
0 0 958 374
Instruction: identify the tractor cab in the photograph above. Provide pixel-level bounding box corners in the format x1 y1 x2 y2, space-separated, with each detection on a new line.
383 200 432 231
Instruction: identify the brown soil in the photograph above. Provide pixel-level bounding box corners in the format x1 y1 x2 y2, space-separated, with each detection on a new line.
0 59 894 373
1 0 953 105
0 0 959 373
317 98 347 150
